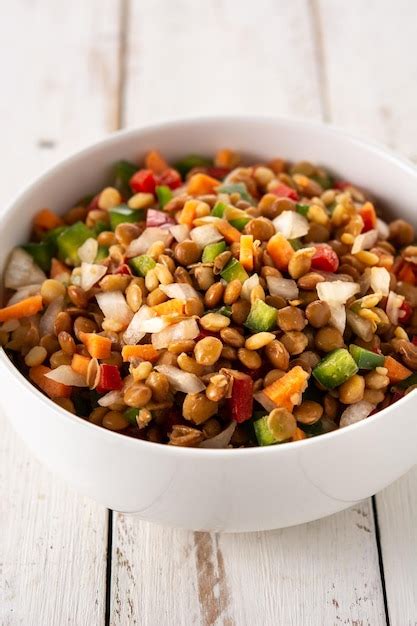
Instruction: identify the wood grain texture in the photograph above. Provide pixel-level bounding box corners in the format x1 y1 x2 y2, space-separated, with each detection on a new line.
319 1 417 623
110 1 387 624
0 1 121 624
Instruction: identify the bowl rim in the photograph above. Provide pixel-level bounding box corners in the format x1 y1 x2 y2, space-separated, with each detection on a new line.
2 113 417 457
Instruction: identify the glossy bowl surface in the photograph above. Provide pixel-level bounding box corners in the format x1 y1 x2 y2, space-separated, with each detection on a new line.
1 116 416 532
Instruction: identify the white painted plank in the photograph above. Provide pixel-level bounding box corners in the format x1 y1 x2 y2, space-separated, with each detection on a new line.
112 1 386 624
319 1 417 623
0 1 121 624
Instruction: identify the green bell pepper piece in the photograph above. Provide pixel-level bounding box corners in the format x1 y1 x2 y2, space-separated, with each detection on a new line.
155 185 173 208
220 258 249 283
42 225 67 247
254 416 279 446
312 173 333 190
290 238 303 250
22 242 53 272
223 205 251 231
245 300 277 332
91 221 108 237
313 348 359 389
216 182 254 204
211 201 227 218
349 344 385 370
129 255 156 277
113 160 138 196
109 205 144 231
56 222 93 266
95 245 109 261
202 241 227 263
174 154 212 177
210 305 232 318
296 203 310 216
124 407 139 425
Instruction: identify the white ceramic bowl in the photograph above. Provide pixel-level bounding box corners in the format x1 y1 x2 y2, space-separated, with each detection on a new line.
1 116 417 532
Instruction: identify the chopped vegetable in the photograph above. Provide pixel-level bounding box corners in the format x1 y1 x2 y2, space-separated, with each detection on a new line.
262 366 309 411
216 182 254 204
4 248 46 289
360 202 377 232
220 258 249 283
121 344 159 362
151 298 184 317
22 242 53 272
0 294 43 322
266 233 294 271
216 219 242 244
174 154 212 177
202 241 227 263
113 160 138 196
227 371 253 423
145 149 169 174
349 345 385 370
29 365 72 399
154 364 205 393
129 254 156 277
384 355 412 383
190 224 224 247
57 222 93 265
313 349 358 389
79 332 112 359
33 209 63 231
270 183 299 201
273 211 309 239
45 365 87 387
155 185 173 208
129 169 157 194
71 354 91 377
239 234 254 271
311 244 339 273
187 173 220 195
245 300 277 332
110 206 144 230
96 364 123 392
254 415 278 446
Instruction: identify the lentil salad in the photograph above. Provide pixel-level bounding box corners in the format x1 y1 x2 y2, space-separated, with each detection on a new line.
2 148 417 448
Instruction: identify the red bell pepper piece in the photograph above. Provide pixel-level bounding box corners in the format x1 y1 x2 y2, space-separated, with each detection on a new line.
227 371 253 423
130 169 158 194
96 364 123 393
270 183 299 201
334 180 354 191
157 168 182 190
399 301 413 325
359 203 377 232
311 244 339 273
146 208 176 229
397 261 417 285
205 166 230 180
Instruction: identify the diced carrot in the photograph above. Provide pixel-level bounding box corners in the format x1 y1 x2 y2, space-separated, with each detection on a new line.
121 344 159 363
214 148 239 169
216 219 241 244
178 200 198 226
266 233 294 271
71 354 91 377
263 366 309 411
187 173 220 195
239 234 254 271
397 262 416 285
145 149 169 174
292 427 307 441
29 365 72 399
360 202 377 232
0 295 43 322
50 258 70 279
79 332 112 359
151 299 184 316
33 208 64 231
384 356 412 383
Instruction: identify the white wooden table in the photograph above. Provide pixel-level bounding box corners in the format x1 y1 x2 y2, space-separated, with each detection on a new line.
1 2 417 624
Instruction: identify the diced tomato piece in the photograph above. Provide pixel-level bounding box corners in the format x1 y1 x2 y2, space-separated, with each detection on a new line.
96 364 123 393
157 168 182 190
205 166 230 180
227 371 253 423
311 244 339 273
399 301 413 325
270 183 299 201
397 261 417 285
359 203 377 232
335 180 352 191
129 169 157 194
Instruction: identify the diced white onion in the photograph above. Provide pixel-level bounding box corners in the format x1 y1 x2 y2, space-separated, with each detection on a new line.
317 281 360 334
376 218 389 240
4 248 46 290
96 291 133 326
241 274 260 301
155 364 205 393
346 309 374 341
317 280 360 304
169 224 190 243
190 225 223 247
351 229 378 254
152 318 200 349
273 210 309 239
266 276 299 300
80 262 107 291
159 283 200 301
98 390 124 407
370 267 390 296
123 305 156 345
45 365 87 387
125 227 171 257
39 295 64 336
200 421 237 448
340 401 375 428
386 290 404 325
77 238 98 264
7 284 41 305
